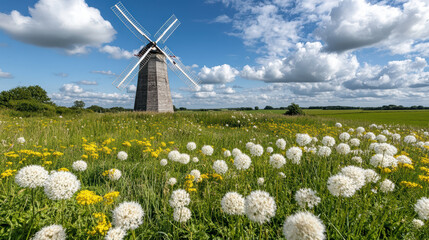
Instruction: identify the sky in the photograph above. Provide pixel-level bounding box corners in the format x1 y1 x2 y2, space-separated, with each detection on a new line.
0 0 428 109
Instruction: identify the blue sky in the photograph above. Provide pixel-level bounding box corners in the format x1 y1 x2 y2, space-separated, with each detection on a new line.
0 0 428 108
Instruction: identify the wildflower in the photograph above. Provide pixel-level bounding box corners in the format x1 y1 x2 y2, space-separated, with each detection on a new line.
221 192 245 215
327 175 357 197
104 191 120 205
190 170 201 182
112 201 144 230
1 169 16 179
374 143 397 156
187 142 196 151
88 213 111 236
379 179 395 193
117 151 128 161
335 122 342 128
257 177 265 185
282 211 325 240
356 127 365 134
223 150 231 158
286 147 302 164
339 132 350 142
322 136 335 147
192 157 199 163
213 160 228 174
122 141 131 147
351 156 362 164
376 134 387 142
266 147 273 153
232 148 242 157
58 168 69 172
404 135 417 144
173 207 192 223
168 178 177 186
364 132 376 140
32 224 66 240
336 143 350 155
44 171 80 200
412 219 424 228
201 145 214 156
234 154 252 170
105 227 127 240
178 154 190 164
72 160 87 172
250 144 264 157
168 150 181 162
340 166 366 190
401 181 423 189
349 138 360 147
392 133 401 141
160 159 168 166
415 197 429 220
269 154 286 168
246 142 255 150
76 190 103 205
276 138 287 150
278 172 286 178
17 137 26 144
370 154 398 168
364 169 380 183
169 189 190 208
103 169 122 181
294 188 321 209
15 165 49 189
245 190 276 224
396 155 412 164
296 134 312 146
317 146 331 157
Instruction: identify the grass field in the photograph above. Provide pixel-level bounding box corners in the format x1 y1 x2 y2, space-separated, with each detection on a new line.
1 111 429 239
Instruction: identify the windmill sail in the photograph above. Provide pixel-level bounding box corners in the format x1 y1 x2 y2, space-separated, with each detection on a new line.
154 15 180 44
113 47 152 90
111 2 152 43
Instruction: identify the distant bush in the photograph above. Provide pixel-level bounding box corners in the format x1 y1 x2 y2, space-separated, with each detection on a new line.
284 103 304 116
8 100 55 112
264 106 274 110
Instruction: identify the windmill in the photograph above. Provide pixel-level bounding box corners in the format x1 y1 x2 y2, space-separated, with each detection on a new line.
111 2 201 112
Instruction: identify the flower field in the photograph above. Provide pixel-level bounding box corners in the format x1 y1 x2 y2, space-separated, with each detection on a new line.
1 111 429 239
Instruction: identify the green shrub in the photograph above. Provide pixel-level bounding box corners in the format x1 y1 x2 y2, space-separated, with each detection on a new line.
8 100 55 112
284 103 304 115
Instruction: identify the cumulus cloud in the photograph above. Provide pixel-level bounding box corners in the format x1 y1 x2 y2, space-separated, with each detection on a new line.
76 80 97 85
198 64 239 84
241 42 359 82
212 14 232 23
126 84 136 93
0 68 13 79
318 0 429 54
0 0 115 54
99 45 137 59
91 70 117 76
60 83 84 93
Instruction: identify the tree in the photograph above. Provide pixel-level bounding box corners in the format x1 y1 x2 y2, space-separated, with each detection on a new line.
264 106 274 110
254 106 259 110
0 85 51 105
284 103 304 115
73 100 85 109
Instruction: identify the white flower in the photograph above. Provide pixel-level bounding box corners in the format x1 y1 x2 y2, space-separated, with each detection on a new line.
335 122 342 128
223 150 231 158
168 178 177 186
168 150 181 162
15 165 49 189
232 148 242 157
117 151 128 161
276 138 287 150
169 189 190 208
376 134 387 143
412 219 424 228
234 154 252 170
370 154 398 168
415 197 429 220
32 224 66 240
269 154 286 168
266 147 274 153
178 154 190 164
349 138 360 147
356 127 365 134
364 132 376 140
44 171 80 200
351 156 362 164
17 137 26 144
374 143 397 156
105 227 127 240
160 159 168 166
392 133 401 141
364 169 380 183
369 142 379 151
186 142 196 151
317 146 331 157
294 188 321 209
404 135 417 144
321 136 335 147
379 179 395 193
312 137 318 143
340 166 366 190
278 172 286 178
296 134 312 146
327 175 357 197
192 157 199 163
221 192 245 215
72 160 87 172
339 132 350 142
112 201 144 230
173 207 191 223
190 169 201 182
201 145 214 156
246 142 255 150
245 190 276 224
396 155 412 164
250 144 264 157
283 211 325 240
106 169 122 181
286 147 302 164
257 177 265 185
213 160 228 174
336 143 350 155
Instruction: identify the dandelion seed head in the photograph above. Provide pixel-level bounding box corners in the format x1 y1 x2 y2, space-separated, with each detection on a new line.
286 147 302 164
117 151 128 161
340 166 366 190
72 160 87 172
380 179 395 193
201 145 214 156
232 148 242 157
339 132 350 142
234 153 252 170
112 201 144 230
294 188 321 209
282 211 325 240
160 159 168 166
221 192 245 215
44 171 80 200
327 174 357 197
213 160 228 174
105 227 127 240
173 207 192 223
276 138 287 150
244 190 276 224
317 146 331 157
269 154 286 168
168 150 181 162
296 134 312 146
32 224 66 240
15 165 49 189
169 189 190 208
186 142 196 151
415 197 429 220
321 136 335 147
336 143 350 155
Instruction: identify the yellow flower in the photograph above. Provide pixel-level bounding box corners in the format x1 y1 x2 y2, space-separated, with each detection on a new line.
419 175 429 183
52 151 63 157
81 154 88 159
76 190 103 205
400 181 423 189
1 169 17 178
58 168 69 172
103 191 120 205
122 141 131 147
382 168 392 173
87 213 111 236
211 173 223 181
401 163 414 170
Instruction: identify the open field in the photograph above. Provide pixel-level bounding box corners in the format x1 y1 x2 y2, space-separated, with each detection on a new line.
256 109 429 128
1 111 429 239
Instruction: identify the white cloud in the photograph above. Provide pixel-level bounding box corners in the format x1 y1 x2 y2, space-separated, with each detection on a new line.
318 0 429 54
171 92 183 99
198 64 239 84
126 84 136 93
0 0 115 54
241 42 359 82
54 72 68 78
194 91 217 98
0 68 13 79
76 80 97 85
212 14 232 23
91 70 117 76
99 45 137 59
60 83 84 93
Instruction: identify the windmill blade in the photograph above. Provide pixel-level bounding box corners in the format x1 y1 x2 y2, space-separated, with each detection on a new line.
157 46 201 89
112 2 153 43
113 48 152 90
154 15 180 44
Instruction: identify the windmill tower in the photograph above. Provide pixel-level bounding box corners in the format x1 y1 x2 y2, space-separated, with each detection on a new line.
111 2 200 112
